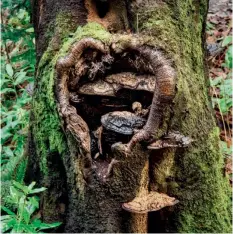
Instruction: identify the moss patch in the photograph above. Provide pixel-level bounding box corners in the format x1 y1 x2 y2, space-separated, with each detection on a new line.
133 1 231 232
32 23 112 174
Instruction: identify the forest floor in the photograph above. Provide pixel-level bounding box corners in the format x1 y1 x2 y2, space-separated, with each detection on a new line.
206 0 232 184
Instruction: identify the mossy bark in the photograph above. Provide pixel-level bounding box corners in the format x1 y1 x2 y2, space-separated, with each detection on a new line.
26 0 231 233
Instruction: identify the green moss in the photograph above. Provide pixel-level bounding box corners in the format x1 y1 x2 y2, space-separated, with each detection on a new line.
43 11 82 59
176 128 231 232
136 4 179 56
136 1 231 232
32 23 111 174
40 22 111 68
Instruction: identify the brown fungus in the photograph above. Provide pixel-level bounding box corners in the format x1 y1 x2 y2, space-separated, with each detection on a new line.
101 111 146 135
77 72 156 96
110 43 176 153
55 36 176 161
147 131 194 150
122 191 179 214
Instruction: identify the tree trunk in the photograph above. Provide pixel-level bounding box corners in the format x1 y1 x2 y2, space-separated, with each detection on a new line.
26 0 231 233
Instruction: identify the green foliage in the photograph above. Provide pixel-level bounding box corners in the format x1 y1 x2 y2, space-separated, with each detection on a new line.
211 77 232 114
221 36 232 48
1 153 27 183
209 34 232 158
1 0 37 223
1 0 35 179
210 33 232 157
1 181 61 233
223 45 232 69
219 141 232 158
206 22 215 31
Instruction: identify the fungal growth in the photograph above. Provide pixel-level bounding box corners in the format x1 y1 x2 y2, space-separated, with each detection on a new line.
122 192 179 214
55 36 183 212
56 36 176 159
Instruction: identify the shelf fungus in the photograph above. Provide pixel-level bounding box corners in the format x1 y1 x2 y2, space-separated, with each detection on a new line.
101 111 146 135
55 36 180 180
147 131 193 150
78 72 156 97
108 44 177 154
93 111 146 158
122 192 179 214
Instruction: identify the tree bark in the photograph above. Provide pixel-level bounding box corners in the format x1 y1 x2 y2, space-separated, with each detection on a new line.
26 0 231 233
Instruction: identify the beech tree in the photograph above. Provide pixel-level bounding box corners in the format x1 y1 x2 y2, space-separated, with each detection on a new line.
26 0 231 232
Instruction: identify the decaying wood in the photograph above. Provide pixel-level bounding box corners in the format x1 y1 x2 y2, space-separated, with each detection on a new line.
85 0 129 32
55 38 110 178
110 45 176 152
93 126 103 157
55 35 177 179
54 35 180 218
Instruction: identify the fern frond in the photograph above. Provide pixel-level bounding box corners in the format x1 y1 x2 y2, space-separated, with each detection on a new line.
1 153 27 182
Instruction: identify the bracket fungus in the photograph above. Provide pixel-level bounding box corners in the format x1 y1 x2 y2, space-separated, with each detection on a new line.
122 192 179 214
55 36 178 159
148 131 194 150
55 36 189 211
101 111 146 135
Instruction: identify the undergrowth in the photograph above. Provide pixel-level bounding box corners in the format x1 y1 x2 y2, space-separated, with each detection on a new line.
206 12 232 183
1 1 60 232
0 181 61 233
1 0 34 179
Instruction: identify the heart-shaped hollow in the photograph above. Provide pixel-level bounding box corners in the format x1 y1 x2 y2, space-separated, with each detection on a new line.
55 37 176 159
